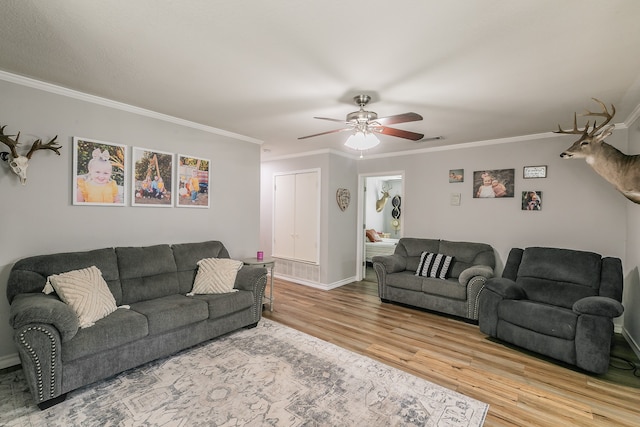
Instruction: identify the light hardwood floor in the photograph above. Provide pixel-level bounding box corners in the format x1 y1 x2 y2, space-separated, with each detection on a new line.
262 277 640 427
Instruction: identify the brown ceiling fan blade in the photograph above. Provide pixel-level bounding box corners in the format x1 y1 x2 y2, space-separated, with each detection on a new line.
374 112 423 126
314 116 350 124
374 126 424 141
298 128 350 140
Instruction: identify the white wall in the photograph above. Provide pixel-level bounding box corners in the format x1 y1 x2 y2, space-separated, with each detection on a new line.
0 78 262 366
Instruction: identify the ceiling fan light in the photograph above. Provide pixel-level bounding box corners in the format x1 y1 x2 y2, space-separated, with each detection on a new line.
344 131 380 150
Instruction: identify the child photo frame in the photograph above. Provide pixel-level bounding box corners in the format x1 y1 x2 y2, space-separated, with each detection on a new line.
522 191 542 210
131 147 174 207
73 137 127 206
176 154 210 208
473 169 515 198
449 169 464 183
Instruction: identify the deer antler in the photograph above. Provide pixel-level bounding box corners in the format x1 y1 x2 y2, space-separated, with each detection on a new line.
555 98 615 138
26 135 62 159
0 125 20 158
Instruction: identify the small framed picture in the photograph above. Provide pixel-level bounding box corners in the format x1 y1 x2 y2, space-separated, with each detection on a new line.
523 165 547 179
522 191 542 210
176 154 210 208
449 169 464 183
132 147 174 207
73 137 127 206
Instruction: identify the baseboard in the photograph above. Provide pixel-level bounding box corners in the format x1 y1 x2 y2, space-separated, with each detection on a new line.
273 273 356 290
621 327 640 360
0 353 20 370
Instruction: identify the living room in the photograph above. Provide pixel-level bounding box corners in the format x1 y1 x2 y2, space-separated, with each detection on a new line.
1 1 639 425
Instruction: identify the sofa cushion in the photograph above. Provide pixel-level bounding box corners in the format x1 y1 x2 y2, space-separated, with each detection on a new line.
192 290 255 319
188 258 242 295
172 241 230 294
44 266 117 329
498 299 577 340
129 294 209 336
7 247 122 305
62 308 149 362
116 245 179 304
416 252 453 279
516 247 602 309
439 240 495 279
421 278 467 300
394 238 441 272
386 271 423 292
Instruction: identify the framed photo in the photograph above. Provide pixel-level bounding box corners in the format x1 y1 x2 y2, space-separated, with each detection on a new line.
73 137 127 206
132 147 174 207
473 169 515 198
449 169 464 183
176 154 210 208
522 191 542 210
523 165 547 179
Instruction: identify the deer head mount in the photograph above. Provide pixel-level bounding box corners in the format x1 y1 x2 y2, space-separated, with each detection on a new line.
555 98 640 204
0 124 61 185
375 184 391 213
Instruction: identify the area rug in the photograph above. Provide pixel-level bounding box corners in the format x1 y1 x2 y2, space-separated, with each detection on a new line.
0 319 488 426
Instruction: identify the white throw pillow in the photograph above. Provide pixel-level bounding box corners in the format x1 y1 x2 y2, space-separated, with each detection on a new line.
44 266 117 328
188 258 243 295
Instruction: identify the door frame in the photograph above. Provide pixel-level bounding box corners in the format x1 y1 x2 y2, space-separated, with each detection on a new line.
355 170 405 281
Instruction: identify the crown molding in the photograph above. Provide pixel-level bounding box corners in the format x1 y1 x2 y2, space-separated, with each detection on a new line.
0 70 263 145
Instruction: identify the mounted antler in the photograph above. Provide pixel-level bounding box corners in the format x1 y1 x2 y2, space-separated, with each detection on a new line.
555 99 640 204
0 125 20 159
0 124 61 185
25 135 62 159
554 98 616 141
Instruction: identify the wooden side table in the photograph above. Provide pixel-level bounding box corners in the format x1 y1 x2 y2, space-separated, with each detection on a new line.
242 257 275 311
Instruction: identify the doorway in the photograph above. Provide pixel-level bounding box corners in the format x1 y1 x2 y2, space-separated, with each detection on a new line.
356 172 404 282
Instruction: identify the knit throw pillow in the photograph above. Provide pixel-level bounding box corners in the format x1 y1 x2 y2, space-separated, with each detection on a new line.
44 266 117 328
188 258 243 295
416 252 453 279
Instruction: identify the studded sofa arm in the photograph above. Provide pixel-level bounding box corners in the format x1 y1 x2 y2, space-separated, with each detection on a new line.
10 293 79 342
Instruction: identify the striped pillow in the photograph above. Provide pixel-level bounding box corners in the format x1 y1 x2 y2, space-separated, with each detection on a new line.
188 258 243 295
416 252 453 279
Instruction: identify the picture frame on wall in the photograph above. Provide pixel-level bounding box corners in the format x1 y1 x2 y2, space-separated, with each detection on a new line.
449 169 464 183
523 165 547 179
522 191 542 210
473 169 515 198
176 154 210 208
131 147 174 207
73 137 127 206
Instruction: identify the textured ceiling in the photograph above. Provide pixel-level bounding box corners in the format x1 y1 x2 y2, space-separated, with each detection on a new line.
1 0 640 160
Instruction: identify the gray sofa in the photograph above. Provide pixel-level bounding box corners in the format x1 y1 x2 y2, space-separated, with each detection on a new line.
373 238 495 321
6 240 267 409
478 247 624 374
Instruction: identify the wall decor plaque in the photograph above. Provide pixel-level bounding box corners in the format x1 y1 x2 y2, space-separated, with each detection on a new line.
336 188 350 211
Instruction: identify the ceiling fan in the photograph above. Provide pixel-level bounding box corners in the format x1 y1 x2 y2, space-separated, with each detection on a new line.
298 95 425 142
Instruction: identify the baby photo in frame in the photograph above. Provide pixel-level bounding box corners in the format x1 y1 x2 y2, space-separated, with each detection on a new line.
132 147 174 207
176 154 210 208
473 169 515 198
73 137 127 206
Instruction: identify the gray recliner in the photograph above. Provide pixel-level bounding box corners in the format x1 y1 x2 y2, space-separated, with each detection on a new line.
478 246 624 374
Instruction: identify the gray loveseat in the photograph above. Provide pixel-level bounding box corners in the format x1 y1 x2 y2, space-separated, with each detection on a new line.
373 238 495 321
7 240 267 409
478 246 624 374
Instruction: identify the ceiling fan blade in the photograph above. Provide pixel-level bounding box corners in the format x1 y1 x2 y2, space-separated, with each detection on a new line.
298 128 350 140
314 116 350 124
373 112 423 126
374 126 424 141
